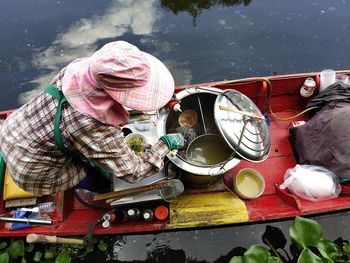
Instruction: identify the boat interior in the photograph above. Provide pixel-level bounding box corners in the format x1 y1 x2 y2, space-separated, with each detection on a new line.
1 71 350 237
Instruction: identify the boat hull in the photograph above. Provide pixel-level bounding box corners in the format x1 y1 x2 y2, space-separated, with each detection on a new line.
1 70 350 237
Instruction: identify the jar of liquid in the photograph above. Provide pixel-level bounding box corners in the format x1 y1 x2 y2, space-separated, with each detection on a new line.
320 69 336 92
142 209 154 222
127 208 141 221
300 77 316 97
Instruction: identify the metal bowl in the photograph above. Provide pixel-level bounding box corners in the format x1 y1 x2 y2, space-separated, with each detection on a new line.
186 134 232 166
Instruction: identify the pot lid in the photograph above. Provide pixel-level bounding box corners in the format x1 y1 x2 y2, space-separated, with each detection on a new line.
214 89 271 162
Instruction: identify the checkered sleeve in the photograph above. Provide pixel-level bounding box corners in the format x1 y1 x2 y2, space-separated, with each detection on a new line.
66 114 170 183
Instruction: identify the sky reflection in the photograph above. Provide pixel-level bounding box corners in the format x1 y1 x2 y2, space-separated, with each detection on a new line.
21 0 161 104
0 1 350 262
0 0 349 111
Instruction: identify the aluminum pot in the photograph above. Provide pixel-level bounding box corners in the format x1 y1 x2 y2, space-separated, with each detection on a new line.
156 87 241 185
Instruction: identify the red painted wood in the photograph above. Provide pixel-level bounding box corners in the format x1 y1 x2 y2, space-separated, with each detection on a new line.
275 184 302 210
54 190 74 222
246 194 350 222
2 71 350 236
0 112 14 215
0 209 168 237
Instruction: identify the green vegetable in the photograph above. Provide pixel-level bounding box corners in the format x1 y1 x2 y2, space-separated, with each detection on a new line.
126 136 145 153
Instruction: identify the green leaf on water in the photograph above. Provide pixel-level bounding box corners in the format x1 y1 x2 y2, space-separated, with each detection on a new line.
33 251 42 262
290 216 323 250
0 242 7 250
297 248 324 263
85 243 94 254
55 251 71 263
268 256 283 263
25 243 34 253
228 246 280 263
343 242 350 255
98 239 108 252
7 240 24 260
243 245 270 263
317 239 342 261
0 253 9 263
228 256 243 263
44 249 57 259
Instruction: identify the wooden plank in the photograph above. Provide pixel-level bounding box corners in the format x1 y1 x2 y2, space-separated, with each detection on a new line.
246 194 350 222
169 192 248 228
5 198 37 208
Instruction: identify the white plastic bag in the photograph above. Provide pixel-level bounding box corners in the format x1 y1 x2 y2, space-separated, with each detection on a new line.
279 164 341 202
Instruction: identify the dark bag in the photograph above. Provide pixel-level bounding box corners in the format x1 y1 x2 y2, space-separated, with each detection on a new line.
291 82 350 179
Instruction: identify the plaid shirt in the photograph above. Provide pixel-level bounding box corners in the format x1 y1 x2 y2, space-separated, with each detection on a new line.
0 72 169 195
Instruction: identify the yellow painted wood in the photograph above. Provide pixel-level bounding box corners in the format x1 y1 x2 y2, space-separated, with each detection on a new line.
169 192 249 228
3 168 37 200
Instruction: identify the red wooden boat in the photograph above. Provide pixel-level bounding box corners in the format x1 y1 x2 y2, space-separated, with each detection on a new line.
1 70 350 239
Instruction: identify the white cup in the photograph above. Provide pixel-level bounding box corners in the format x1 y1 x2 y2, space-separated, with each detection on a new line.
335 73 349 85
320 69 336 92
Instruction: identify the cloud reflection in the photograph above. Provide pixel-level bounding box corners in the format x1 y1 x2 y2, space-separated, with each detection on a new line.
19 0 160 104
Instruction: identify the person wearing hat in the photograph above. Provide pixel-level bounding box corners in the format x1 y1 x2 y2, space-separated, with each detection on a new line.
0 41 184 195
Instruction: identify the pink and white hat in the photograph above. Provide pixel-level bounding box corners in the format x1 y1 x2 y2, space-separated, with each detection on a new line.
61 41 175 126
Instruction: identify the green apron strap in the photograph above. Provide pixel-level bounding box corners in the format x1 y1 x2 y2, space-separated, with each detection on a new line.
89 160 111 180
44 85 68 154
340 178 350 184
44 85 110 180
0 153 6 196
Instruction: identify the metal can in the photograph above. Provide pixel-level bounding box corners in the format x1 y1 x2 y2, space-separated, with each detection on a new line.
300 77 316 97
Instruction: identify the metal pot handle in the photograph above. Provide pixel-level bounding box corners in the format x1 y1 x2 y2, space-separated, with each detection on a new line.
184 86 223 95
164 159 181 180
188 86 243 112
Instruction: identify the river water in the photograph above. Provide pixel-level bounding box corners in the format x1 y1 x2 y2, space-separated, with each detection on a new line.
1 0 350 262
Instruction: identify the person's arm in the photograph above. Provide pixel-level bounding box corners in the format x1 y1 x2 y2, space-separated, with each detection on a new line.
104 134 170 183
70 119 169 183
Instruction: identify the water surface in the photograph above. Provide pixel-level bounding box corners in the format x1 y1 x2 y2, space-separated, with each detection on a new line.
1 0 349 110
1 0 350 262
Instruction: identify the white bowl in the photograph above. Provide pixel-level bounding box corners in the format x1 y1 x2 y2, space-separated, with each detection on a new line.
124 133 147 153
233 168 265 199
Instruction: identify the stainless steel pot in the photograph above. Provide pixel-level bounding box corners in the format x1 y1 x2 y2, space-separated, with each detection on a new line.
156 86 271 185
157 87 239 178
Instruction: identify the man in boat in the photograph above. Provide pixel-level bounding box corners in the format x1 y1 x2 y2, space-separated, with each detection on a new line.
0 41 184 195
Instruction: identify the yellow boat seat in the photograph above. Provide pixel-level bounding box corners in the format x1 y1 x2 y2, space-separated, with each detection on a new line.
169 191 249 228
3 168 36 200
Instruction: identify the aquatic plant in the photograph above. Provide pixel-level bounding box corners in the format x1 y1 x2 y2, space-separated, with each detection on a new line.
0 236 109 263
229 216 350 263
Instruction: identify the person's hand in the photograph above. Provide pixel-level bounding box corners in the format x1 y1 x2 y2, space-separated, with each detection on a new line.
160 133 185 150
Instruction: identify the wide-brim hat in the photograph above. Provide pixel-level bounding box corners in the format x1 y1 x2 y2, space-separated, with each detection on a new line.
90 41 175 111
